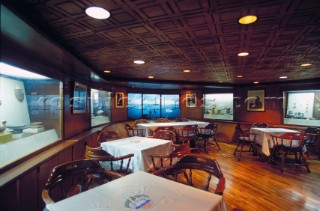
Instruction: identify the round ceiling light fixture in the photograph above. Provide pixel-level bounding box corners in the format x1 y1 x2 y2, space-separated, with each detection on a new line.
183 69 191 73
253 81 259 84
134 60 145 64
104 70 111 73
148 76 154 79
239 15 257 25
237 75 243 78
279 76 287 79
85 6 110 19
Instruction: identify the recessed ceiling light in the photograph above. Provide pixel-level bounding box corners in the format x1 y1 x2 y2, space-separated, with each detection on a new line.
0 62 49 79
148 76 154 79
239 15 257 25
85 6 110 19
238 52 249 56
134 60 145 64
279 76 287 79
253 81 259 84
183 70 191 73
237 75 243 78
301 63 311 67
104 70 111 73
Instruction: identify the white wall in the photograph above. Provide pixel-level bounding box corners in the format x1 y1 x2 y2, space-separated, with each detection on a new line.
0 76 30 126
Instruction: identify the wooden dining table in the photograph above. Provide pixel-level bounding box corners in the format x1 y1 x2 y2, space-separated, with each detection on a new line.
46 171 227 211
250 127 299 156
100 136 172 172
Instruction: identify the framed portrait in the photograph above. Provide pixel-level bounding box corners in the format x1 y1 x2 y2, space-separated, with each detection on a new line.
115 92 124 108
71 81 87 114
246 90 265 111
186 93 197 107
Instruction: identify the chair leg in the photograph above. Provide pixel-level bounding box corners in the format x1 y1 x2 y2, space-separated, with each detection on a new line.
213 138 220 150
234 143 240 156
280 151 285 172
238 144 244 161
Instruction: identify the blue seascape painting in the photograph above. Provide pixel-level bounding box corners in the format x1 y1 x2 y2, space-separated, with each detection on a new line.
128 93 179 119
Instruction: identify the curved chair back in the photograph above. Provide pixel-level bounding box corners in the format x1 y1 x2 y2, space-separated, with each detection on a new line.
153 154 225 195
85 146 134 174
152 129 176 142
134 119 149 127
155 118 170 123
97 130 121 143
42 159 123 205
252 122 269 128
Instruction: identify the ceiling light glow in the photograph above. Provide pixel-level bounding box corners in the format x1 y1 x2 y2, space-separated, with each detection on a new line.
253 81 259 84
237 75 243 78
134 60 145 64
238 52 249 56
239 15 257 25
0 62 49 79
85 6 110 19
183 70 191 73
104 70 111 73
301 63 311 67
148 76 154 79
279 76 287 79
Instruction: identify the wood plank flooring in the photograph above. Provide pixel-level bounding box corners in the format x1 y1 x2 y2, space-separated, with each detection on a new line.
197 142 320 211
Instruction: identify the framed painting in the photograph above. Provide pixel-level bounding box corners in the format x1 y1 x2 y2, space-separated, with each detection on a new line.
246 90 265 111
186 93 197 107
71 81 87 114
115 92 124 108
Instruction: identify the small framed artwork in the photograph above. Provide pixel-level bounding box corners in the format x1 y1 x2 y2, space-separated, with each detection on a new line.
115 92 124 108
71 81 87 114
186 93 197 107
246 90 265 112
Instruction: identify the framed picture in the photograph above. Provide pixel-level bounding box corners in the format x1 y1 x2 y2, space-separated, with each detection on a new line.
246 90 265 111
71 81 87 114
115 92 124 108
186 93 197 107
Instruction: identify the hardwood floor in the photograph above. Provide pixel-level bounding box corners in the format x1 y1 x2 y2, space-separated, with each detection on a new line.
198 142 320 211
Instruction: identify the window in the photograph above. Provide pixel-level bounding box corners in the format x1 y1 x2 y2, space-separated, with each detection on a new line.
128 93 179 119
90 89 111 127
0 62 62 169
203 93 234 120
284 90 320 126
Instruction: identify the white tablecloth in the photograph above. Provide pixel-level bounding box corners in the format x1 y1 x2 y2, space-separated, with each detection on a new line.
137 121 209 136
47 171 227 211
101 136 172 172
250 128 298 156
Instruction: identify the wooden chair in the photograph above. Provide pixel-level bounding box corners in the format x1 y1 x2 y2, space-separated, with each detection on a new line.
269 132 310 173
85 145 134 174
151 129 176 142
96 130 121 144
252 122 269 128
42 159 123 205
133 119 149 127
153 154 225 195
149 144 191 170
155 118 170 123
149 126 175 136
125 123 146 137
174 118 189 122
304 127 320 158
196 123 220 151
233 125 259 161
175 125 198 147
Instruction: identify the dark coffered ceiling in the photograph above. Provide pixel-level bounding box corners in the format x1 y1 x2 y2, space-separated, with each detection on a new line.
3 0 320 87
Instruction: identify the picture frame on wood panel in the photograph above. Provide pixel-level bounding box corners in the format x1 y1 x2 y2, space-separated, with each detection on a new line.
246 90 265 112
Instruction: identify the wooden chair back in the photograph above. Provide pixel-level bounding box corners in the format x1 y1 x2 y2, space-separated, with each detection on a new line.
42 159 123 204
155 118 170 123
153 154 225 195
97 130 121 143
85 146 134 174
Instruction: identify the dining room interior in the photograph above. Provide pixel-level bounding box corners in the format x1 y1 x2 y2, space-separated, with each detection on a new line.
1 0 320 211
